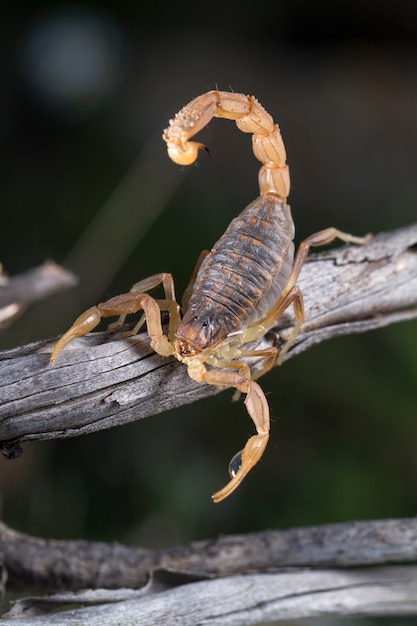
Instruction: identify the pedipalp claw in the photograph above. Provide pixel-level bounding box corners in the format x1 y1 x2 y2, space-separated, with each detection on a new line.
212 433 268 503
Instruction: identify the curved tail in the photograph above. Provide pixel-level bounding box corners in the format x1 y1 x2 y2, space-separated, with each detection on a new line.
163 90 290 201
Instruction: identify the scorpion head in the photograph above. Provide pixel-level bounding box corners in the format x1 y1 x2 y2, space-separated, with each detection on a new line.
174 309 236 358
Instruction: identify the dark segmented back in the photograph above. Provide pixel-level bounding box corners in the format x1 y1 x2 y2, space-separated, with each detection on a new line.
175 194 295 352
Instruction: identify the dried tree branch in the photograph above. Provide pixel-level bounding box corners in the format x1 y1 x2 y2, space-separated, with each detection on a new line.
1 223 416 454
2 517 417 592
2 518 417 623
0 262 78 330
3 567 417 624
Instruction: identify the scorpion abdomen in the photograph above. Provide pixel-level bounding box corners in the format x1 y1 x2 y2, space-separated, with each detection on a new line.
176 194 295 352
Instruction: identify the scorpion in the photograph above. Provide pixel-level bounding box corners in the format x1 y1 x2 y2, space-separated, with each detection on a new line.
50 90 369 503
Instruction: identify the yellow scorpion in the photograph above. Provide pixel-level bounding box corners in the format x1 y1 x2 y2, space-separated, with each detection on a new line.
51 91 368 502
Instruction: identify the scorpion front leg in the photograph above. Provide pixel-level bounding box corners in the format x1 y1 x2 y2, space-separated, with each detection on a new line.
194 366 270 503
50 273 179 362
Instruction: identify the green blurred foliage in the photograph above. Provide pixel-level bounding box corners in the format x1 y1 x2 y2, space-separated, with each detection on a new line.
1 3 417 602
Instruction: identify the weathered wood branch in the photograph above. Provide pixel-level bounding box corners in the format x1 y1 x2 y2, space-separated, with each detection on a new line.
0 262 78 330
2 518 417 623
3 567 417 624
3 517 417 592
1 223 416 454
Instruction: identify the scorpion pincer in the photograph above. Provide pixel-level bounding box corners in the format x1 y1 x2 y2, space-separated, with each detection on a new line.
50 91 369 502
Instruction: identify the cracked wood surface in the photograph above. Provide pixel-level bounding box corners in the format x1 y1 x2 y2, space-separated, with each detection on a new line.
2 518 417 623
2 517 417 592
0 223 416 452
3 566 417 624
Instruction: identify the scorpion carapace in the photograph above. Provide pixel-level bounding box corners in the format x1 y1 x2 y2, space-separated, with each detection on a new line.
51 90 369 503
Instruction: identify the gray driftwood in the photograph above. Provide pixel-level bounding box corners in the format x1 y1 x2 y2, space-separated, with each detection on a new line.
1 223 417 455
2 518 417 623
3 517 417 591
2 568 417 625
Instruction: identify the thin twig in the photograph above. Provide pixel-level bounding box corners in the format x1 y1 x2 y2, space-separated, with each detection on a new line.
0 262 78 330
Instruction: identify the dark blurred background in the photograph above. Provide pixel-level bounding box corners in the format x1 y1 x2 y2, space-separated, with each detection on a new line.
1 0 417 579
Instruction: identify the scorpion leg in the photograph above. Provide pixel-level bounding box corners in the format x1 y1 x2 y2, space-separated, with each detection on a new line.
256 228 371 365
125 273 180 341
198 366 270 503
287 228 371 296
50 273 180 362
238 346 280 381
209 346 279 400
109 273 176 335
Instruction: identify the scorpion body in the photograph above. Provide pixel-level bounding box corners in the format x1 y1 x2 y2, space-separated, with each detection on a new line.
175 195 295 355
51 90 368 502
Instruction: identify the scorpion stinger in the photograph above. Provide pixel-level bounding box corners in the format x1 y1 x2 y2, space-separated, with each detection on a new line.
51 90 369 502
